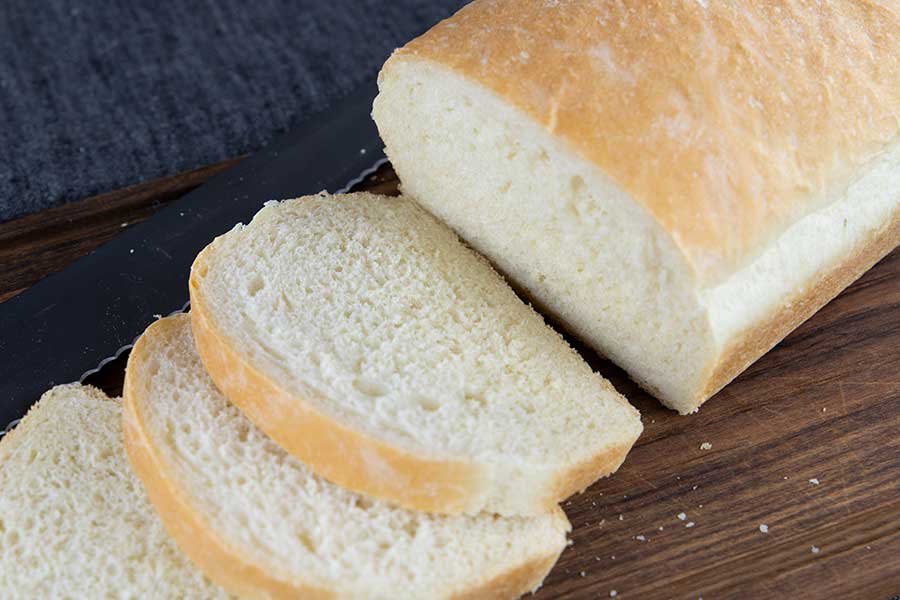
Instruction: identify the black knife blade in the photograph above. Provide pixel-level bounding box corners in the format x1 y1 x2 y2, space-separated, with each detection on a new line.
0 79 386 427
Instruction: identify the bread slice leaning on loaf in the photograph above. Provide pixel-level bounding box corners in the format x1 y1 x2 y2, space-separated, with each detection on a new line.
373 0 900 414
188 192 642 516
124 314 570 600
0 383 228 599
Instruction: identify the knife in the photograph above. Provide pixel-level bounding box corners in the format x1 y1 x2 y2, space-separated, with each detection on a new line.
0 78 387 429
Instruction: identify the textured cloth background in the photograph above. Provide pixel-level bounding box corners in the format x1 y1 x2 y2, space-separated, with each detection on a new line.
0 0 466 222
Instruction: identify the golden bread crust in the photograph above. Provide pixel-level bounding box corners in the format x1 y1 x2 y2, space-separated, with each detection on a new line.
394 0 900 281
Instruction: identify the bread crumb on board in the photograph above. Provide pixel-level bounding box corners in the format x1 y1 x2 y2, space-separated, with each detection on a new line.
685 521 695 528
759 524 769 533
811 546 821 554
677 512 687 521
699 442 712 450
809 478 820 485
610 591 618 597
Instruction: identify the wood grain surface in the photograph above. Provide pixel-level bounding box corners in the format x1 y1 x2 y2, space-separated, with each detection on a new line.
0 163 897 599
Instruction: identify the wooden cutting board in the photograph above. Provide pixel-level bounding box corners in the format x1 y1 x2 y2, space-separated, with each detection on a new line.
1 161 897 599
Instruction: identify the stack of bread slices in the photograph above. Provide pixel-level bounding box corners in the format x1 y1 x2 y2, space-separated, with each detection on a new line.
1 193 642 598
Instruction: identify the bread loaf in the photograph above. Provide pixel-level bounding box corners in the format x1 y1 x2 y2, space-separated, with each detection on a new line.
373 0 900 413
188 192 641 515
124 314 570 599
0 383 227 598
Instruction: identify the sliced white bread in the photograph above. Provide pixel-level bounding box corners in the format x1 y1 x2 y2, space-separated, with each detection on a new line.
188 192 642 516
0 383 227 598
124 314 570 599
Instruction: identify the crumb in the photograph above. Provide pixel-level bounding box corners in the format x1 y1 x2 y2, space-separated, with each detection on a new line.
566 539 574 547
611 555 616 560
686 521 695 528
677 512 687 521
610 591 618 598
698 504 703 508
152 314 162 319
676 476 681 480
129 249 134 254
822 407 827 412
759 524 769 533
179 211 185 216
692 485 698 490
783 476 789 480
592 501 597 507
624 495 629 499
809 478 820 485
811 546 820 554
120 222 128 227
659 526 664 531
360 148 367 154
596 556 602 561
866 545 871 550
619 514 624 521
700 442 712 450
580 571 586 577
635 535 646 541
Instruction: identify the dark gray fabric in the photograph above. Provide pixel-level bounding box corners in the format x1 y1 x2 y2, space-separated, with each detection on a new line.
0 1 466 222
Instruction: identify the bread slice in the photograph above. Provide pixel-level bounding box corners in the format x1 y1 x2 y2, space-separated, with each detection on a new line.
373 0 900 414
188 192 642 516
0 383 227 598
124 314 570 599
